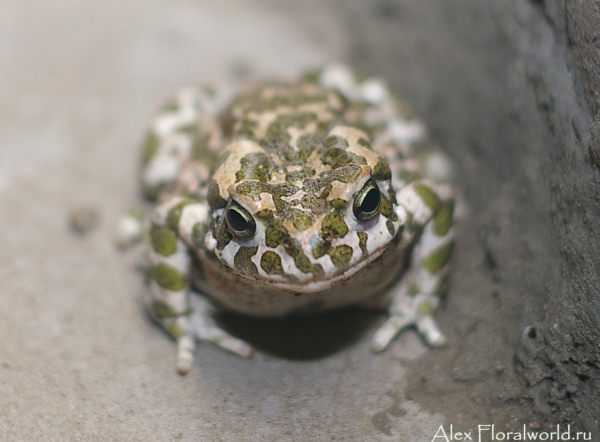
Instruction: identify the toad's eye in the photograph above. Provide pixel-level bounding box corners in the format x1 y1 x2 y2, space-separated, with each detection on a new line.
353 180 381 222
225 201 256 239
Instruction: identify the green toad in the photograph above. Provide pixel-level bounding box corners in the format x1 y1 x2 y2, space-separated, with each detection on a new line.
120 65 456 374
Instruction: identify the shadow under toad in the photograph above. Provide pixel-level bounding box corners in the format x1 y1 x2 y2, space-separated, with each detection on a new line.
213 307 382 360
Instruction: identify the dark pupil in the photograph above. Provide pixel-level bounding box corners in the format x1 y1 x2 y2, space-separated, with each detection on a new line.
360 187 380 213
227 208 249 232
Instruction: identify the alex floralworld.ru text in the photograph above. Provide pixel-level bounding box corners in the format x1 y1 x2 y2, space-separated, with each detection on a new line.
431 424 592 441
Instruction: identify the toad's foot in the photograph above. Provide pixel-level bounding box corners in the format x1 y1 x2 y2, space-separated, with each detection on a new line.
176 296 253 375
371 293 446 352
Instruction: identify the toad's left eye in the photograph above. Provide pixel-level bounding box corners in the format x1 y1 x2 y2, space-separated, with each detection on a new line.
353 180 381 222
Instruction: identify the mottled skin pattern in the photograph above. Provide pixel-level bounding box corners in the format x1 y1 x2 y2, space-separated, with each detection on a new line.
129 65 455 375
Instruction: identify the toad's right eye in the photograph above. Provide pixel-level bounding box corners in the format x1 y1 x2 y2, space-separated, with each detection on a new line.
225 201 256 239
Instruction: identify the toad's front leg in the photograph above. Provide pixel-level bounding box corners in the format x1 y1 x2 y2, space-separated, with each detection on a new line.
371 179 454 352
144 197 253 375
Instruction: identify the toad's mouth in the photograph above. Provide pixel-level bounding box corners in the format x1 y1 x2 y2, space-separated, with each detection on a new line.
233 243 390 294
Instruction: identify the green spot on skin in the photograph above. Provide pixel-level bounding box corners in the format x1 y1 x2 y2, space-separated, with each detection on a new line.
234 246 259 275
150 225 178 256
320 138 368 170
433 201 454 236
379 195 397 221
404 212 414 228
417 302 436 316
294 253 324 278
329 165 363 183
422 241 454 274
141 132 159 166
167 200 193 231
414 184 442 211
260 251 284 275
235 152 277 183
234 181 298 213
328 245 353 269
297 132 327 159
323 135 349 150
372 159 391 180
386 219 395 236
286 168 315 182
151 300 178 319
321 148 351 169
166 321 185 339
321 212 348 238
280 112 316 133
299 194 323 212
263 113 318 148
358 232 368 256
283 239 324 277
357 138 372 149
191 223 207 248
207 180 227 209
318 184 332 200
388 187 397 205
151 264 187 291
265 220 287 248
214 217 232 250
255 209 273 220
289 209 314 231
433 274 450 297
311 238 330 259
329 198 347 210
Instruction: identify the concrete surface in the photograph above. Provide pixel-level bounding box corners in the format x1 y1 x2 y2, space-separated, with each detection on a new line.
0 1 446 440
